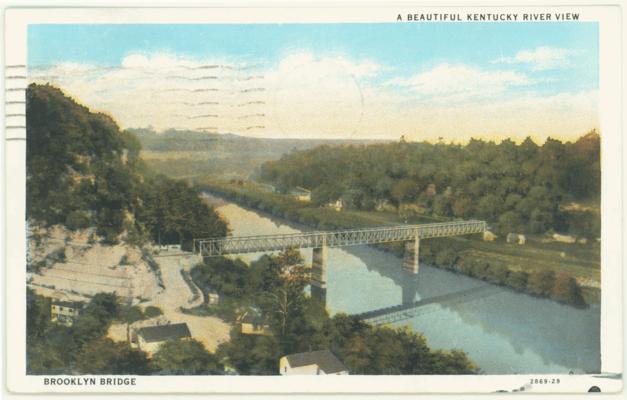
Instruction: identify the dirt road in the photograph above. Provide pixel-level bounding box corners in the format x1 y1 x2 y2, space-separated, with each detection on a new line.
111 251 230 352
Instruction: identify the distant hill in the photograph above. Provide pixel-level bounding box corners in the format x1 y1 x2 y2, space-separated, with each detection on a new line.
129 127 388 179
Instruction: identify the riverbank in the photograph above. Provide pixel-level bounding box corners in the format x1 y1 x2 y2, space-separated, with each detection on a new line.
195 177 599 306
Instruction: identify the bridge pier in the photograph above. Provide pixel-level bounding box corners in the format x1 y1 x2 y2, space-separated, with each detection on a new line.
403 237 420 274
311 244 328 304
401 277 418 306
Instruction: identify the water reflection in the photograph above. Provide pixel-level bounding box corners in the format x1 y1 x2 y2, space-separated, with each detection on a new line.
337 245 600 374
205 193 600 374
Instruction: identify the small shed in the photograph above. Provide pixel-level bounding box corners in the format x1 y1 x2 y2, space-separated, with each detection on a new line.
280 350 348 375
327 199 344 211
240 308 271 336
207 290 220 305
483 231 497 241
136 322 191 354
290 187 311 202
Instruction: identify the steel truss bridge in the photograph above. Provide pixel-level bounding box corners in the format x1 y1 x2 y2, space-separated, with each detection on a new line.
194 220 486 256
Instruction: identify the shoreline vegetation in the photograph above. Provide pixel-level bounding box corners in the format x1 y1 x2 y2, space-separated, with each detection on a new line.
195 178 595 308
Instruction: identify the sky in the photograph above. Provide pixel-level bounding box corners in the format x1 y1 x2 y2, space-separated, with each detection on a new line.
28 23 598 142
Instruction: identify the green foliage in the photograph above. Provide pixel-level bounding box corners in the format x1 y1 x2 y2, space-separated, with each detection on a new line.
75 338 151 374
136 175 228 250
26 84 228 248
144 305 163 318
552 273 585 306
505 270 529 291
259 133 600 237
26 290 225 375
527 270 557 297
118 305 145 325
151 339 222 375
191 257 252 303
27 291 129 374
217 328 282 375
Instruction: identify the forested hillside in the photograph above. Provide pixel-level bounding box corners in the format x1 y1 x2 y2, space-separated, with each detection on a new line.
130 127 387 179
260 134 600 237
26 84 227 249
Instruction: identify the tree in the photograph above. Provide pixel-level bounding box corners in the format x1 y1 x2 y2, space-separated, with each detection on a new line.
505 270 529 292
552 273 585 306
26 288 50 339
527 270 556 296
151 338 222 375
498 210 524 234
118 305 145 343
452 197 474 218
217 329 281 375
75 338 151 374
433 194 453 217
144 305 163 318
261 249 310 336
72 292 120 345
391 179 419 207
476 194 503 222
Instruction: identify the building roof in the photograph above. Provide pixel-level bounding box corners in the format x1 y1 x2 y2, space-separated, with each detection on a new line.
241 308 265 325
51 299 83 309
284 350 347 374
137 322 191 343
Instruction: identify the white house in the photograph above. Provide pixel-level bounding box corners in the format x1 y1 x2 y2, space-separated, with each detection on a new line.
506 233 526 245
50 299 84 326
552 233 577 244
279 350 348 375
327 199 344 211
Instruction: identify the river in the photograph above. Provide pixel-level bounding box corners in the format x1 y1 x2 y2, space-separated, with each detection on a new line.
202 193 600 374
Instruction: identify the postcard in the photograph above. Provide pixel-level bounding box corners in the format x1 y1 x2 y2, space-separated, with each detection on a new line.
3 4 623 395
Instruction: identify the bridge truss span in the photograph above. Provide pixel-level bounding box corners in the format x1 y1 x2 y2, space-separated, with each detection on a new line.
194 220 486 257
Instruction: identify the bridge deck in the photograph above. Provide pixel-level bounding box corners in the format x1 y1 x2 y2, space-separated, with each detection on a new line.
195 220 485 256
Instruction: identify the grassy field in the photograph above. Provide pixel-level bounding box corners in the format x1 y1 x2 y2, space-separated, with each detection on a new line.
346 207 600 284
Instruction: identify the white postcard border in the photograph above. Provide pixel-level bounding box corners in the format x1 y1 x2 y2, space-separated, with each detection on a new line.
3 4 623 394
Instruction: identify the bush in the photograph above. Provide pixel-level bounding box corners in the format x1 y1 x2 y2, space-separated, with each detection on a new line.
144 306 163 318
65 211 91 231
527 270 556 296
552 273 585 306
505 270 529 291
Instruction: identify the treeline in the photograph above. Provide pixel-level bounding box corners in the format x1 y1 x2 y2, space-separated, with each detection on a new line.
26 84 227 249
197 179 587 307
27 289 222 375
260 133 600 237
191 250 478 374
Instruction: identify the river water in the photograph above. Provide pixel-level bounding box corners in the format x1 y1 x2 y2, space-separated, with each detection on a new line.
202 193 600 374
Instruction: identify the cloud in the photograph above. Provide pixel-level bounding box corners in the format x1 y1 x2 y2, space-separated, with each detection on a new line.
494 46 581 71
29 52 383 138
387 63 529 102
28 52 597 142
